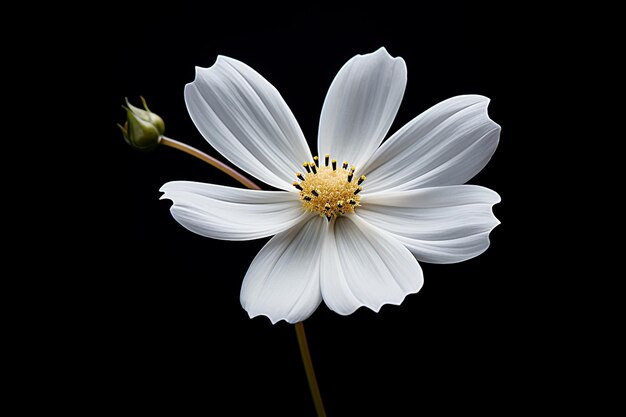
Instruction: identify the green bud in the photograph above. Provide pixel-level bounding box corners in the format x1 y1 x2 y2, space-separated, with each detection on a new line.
118 97 164 151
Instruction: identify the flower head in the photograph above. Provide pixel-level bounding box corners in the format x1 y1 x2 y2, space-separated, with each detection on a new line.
161 48 501 324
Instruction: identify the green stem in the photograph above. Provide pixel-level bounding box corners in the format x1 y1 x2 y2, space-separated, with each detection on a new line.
160 136 326 417
160 136 261 190
295 322 327 417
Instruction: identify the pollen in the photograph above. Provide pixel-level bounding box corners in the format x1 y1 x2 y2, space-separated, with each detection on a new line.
294 155 365 220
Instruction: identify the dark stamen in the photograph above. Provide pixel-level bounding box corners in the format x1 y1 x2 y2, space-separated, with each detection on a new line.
303 163 311 173
357 175 366 185
354 187 362 195
311 189 319 197
332 160 337 171
293 182 303 191
310 163 317 174
296 173 305 181
325 154 330 166
304 196 312 201
342 162 348 170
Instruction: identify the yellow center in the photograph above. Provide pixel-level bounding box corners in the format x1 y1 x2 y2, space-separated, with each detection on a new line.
293 154 366 220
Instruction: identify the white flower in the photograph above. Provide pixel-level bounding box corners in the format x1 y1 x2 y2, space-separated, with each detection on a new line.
160 47 501 324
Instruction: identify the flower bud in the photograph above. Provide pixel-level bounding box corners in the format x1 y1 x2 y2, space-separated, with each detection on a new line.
118 97 164 151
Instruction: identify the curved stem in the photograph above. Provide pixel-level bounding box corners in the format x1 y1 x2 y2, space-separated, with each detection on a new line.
159 136 326 417
160 136 261 190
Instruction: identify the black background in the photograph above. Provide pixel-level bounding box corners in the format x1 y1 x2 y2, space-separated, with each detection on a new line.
86 3 591 415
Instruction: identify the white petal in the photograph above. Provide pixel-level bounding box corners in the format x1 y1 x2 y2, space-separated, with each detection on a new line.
160 181 310 241
240 216 326 324
318 47 407 168
321 215 423 315
358 185 500 263
185 56 312 191
361 95 500 193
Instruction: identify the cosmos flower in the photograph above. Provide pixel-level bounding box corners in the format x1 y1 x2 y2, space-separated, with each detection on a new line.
160 47 501 324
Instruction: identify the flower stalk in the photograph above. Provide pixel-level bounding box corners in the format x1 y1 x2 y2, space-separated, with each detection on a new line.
160 137 261 190
295 322 327 417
